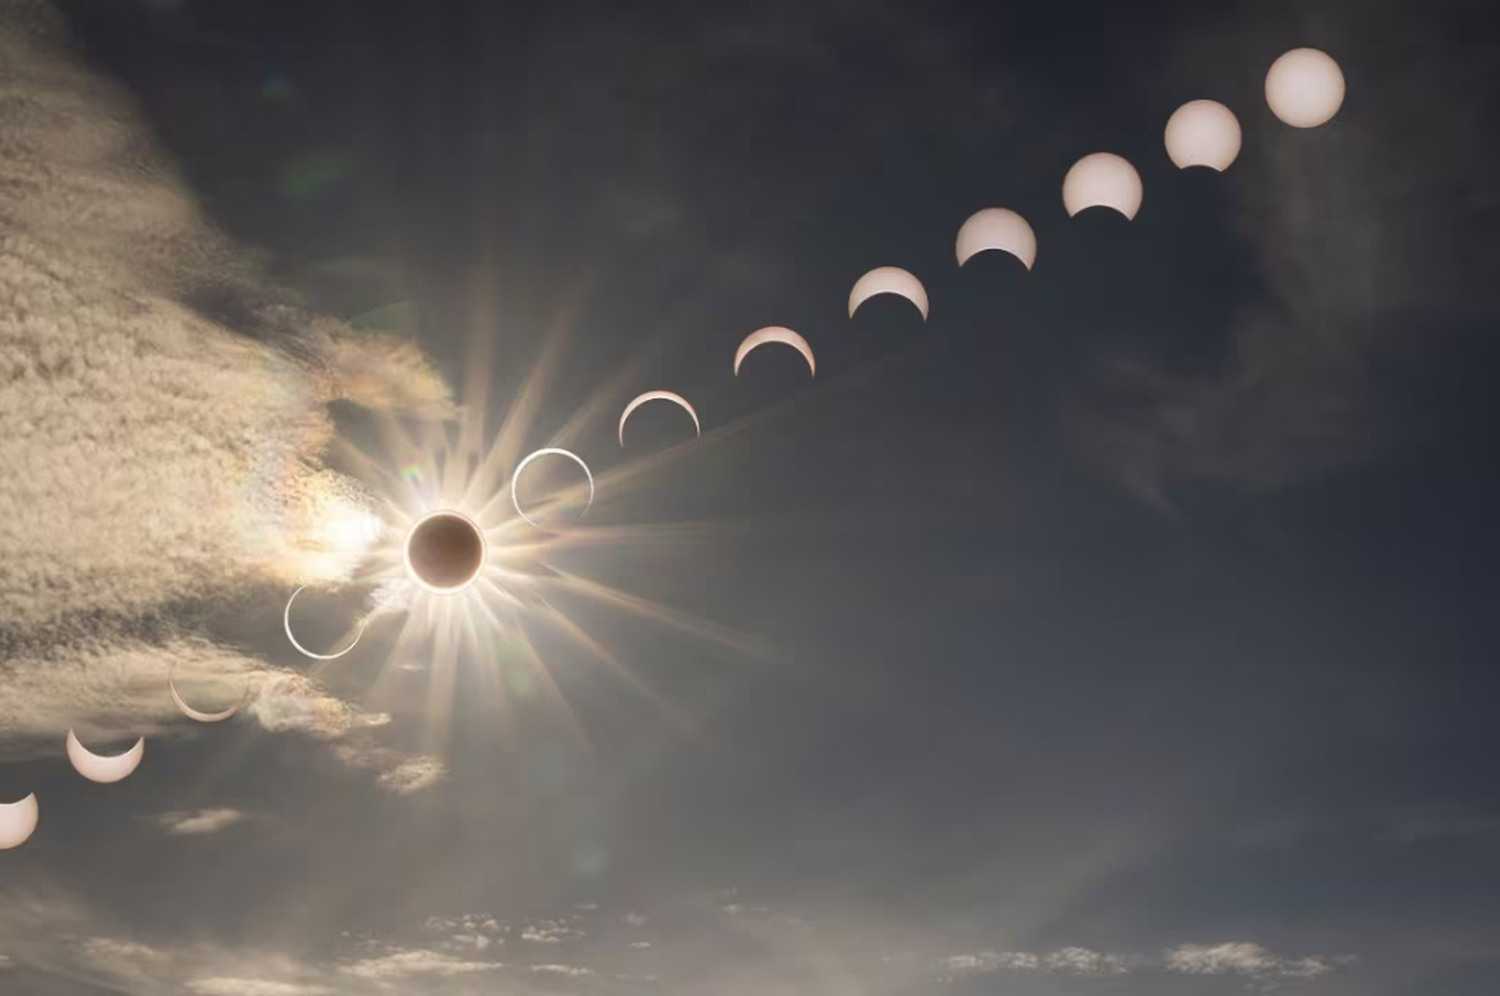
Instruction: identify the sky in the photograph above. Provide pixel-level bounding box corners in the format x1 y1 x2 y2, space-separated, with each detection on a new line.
1 0 1498 993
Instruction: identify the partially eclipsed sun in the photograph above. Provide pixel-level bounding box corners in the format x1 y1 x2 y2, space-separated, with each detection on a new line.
402 510 487 594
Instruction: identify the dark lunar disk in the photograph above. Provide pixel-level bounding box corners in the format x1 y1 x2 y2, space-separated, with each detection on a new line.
405 512 485 591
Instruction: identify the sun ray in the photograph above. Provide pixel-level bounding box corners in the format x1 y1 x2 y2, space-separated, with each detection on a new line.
526 593 689 731
538 569 767 660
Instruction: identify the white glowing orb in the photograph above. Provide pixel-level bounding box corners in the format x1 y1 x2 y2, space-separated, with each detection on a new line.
1265 48 1345 128
1164 99 1242 171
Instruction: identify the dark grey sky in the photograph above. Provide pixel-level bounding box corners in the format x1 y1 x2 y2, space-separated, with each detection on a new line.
3 0 1499 993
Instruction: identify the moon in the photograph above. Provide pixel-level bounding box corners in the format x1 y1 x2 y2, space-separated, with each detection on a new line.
1265 47 1345 128
403 510 487 594
955 208 1037 270
0 794 38 850
1164 99 1242 171
284 584 368 660
618 390 702 447
734 326 816 378
512 447 596 529
169 670 246 723
65 730 145 784
848 266 929 320
1062 153 1144 220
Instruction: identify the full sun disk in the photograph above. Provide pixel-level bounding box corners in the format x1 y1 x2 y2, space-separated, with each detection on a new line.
403 510 486 594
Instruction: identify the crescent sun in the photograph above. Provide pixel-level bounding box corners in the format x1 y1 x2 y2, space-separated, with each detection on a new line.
0 793 39 850
512 447 596 529
284 584 367 661
734 326 816 378
955 208 1038 270
168 667 247 723
848 266 929 320
65 729 145 784
1062 152 1144 220
619 390 702 447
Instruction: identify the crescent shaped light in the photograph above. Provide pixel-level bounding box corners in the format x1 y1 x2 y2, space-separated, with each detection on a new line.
618 391 702 447
0 794 39 850
1062 153 1144 220
65 730 145 784
955 208 1038 270
848 266 929 320
284 584 367 660
1164 99 1242 171
1265 47 1345 128
734 327 816 378
511 447 596 530
168 668 246 724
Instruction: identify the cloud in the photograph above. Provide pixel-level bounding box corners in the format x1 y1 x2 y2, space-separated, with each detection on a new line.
156 808 249 836
339 948 503 979
1044 946 1133 974
0 0 452 758
331 741 448 796
530 963 598 978
81 937 167 965
424 914 504 935
80 936 171 985
374 757 449 796
252 675 390 741
520 920 585 944
1164 943 1345 981
939 942 1347 984
187 980 335 996
445 934 495 953
940 947 1129 978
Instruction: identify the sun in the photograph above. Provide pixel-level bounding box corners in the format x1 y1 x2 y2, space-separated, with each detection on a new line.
403 510 487 595
277 297 763 743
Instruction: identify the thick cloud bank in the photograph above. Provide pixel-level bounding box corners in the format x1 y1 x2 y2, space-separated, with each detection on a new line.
0 0 450 764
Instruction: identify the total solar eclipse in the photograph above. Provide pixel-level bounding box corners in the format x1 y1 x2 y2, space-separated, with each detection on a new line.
403 510 486 594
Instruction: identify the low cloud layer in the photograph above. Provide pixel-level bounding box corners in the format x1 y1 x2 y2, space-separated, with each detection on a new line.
0 885 1360 995
940 941 1348 985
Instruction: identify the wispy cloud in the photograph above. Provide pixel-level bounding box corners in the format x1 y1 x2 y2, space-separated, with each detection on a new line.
939 946 1133 978
1164 942 1346 981
186 980 335 996
331 741 449 796
520 920 585 944
530 962 598 978
939 941 1349 985
339 948 503 979
156 808 249 836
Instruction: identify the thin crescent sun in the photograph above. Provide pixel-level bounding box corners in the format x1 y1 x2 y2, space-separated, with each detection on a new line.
618 390 702 447
168 667 247 723
284 584 367 661
511 447 597 529
848 266 930 320
734 326 816 377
